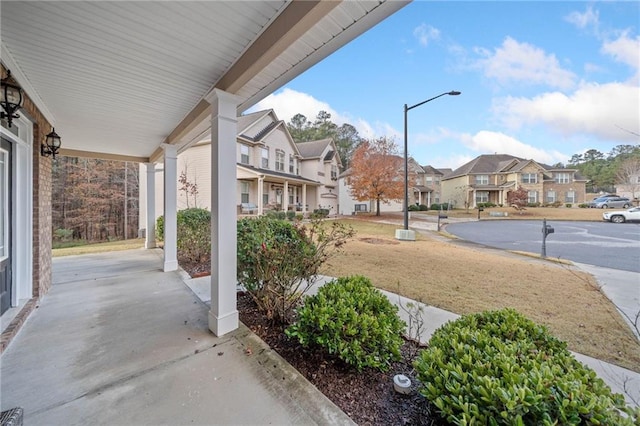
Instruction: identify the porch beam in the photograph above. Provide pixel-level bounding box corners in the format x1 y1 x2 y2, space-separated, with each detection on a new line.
206 88 240 337
217 1 340 94
58 148 148 164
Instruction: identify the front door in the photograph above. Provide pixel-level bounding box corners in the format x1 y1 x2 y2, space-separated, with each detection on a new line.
0 138 12 315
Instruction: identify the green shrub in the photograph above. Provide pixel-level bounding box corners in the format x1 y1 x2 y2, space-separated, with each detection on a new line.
578 203 589 208
265 210 287 220
286 210 296 221
286 275 405 371
156 208 211 264
237 217 354 323
419 204 429 211
311 208 329 218
565 203 573 208
527 202 541 207
414 308 637 425
408 204 420 211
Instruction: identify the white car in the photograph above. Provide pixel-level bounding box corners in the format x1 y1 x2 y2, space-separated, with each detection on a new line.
602 207 640 223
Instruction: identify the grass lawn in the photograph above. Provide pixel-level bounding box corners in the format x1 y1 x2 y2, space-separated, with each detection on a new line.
52 238 145 257
320 218 640 372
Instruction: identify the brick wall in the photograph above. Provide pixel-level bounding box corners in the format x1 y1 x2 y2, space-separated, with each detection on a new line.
2 65 53 299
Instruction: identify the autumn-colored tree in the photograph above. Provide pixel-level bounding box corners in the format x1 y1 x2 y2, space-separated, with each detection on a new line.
348 137 409 216
507 187 529 213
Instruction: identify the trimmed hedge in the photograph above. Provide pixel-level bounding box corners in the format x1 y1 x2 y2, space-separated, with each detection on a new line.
414 309 637 425
286 275 406 371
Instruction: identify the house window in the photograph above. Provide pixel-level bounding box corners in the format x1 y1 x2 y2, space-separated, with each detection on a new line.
555 173 570 184
331 165 338 180
240 145 249 164
636 176 640 184
434 193 440 203
289 155 295 173
475 175 489 185
261 147 269 169
289 187 295 205
425 176 433 183
522 173 537 184
275 150 285 172
476 191 489 203
240 181 249 204
546 190 556 203
263 193 269 206
565 191 576 203
528 190 538 204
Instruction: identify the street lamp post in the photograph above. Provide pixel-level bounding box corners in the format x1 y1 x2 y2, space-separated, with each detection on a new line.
398 90 461 240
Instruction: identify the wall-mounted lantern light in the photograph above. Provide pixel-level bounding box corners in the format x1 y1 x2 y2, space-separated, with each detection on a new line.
1 69 24 128
41 128 62 158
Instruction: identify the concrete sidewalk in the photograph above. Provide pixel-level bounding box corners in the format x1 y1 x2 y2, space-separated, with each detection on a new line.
1 249 354 425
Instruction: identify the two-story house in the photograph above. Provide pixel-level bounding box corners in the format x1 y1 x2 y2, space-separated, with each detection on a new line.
338 158 444 214
140 109 342 219
440 154 588 208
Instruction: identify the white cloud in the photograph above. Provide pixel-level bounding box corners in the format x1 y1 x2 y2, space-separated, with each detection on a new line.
492 82 640 142
250 88 396 141
474 37 576 89
601 31 640 76
461 131 569 165
565 6 600 31
429 154 475 170
251 88 338 125
413 24 440 47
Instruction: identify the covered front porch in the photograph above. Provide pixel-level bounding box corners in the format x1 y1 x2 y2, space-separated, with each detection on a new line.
237 165 319 216
0 249 351 424
0 1 409 343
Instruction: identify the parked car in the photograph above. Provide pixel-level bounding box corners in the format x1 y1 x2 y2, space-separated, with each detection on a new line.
592 197 631 209
602 207 640 223
587 194 619 208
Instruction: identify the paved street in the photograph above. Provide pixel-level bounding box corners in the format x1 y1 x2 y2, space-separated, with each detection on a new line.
446 220 640 273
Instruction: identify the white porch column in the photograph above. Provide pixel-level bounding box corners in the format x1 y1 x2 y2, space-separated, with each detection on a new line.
145 162 157 249
427 192 431 207
207 88 240 337
302 184 307 214
283 181 289 212
257 175 264 216
163 145 178 271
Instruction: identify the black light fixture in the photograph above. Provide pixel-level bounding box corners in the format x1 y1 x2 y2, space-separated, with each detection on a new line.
41 128 62 158
1 69 24 128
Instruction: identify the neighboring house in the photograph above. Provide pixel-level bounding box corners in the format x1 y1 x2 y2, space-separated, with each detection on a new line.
441 154 588 208
615 173 640 202
142 109 342 219
338 157 443 215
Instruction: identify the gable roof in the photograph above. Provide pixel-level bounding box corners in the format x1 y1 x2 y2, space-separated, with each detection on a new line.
443 153 588 181
421 165 444 176
296 138 333 159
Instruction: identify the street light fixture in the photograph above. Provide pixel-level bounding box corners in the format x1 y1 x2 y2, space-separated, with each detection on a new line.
397 90 461 240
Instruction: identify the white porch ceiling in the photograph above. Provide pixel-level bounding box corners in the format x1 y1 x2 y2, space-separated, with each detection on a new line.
1 1 409 162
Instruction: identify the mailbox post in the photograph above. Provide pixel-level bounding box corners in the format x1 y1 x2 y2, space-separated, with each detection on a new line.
437 213 447 232
477 207 484 220
541 218 554 258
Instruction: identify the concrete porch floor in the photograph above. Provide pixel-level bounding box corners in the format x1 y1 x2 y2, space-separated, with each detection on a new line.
0 249 353 425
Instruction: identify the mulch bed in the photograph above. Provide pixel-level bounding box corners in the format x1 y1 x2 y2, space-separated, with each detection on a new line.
237 292 442 426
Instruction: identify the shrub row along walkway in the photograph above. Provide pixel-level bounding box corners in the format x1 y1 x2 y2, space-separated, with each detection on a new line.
186 272 640 407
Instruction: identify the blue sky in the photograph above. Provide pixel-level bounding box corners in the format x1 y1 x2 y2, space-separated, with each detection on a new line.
250 1 639 170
